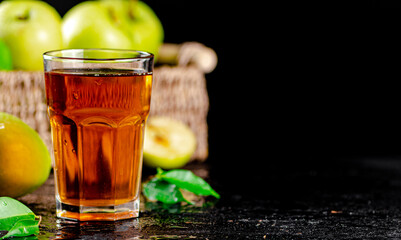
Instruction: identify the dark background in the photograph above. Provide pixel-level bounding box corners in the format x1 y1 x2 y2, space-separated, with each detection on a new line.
47 1 401 198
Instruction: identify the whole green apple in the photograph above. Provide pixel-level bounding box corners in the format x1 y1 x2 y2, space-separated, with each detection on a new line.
0 1 63 70
62 0 164 58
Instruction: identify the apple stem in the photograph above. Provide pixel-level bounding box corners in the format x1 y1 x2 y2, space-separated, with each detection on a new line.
128 0 139 20
17 10 30 21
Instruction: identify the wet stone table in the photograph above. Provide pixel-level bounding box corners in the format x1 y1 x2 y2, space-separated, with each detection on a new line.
6 158 401 239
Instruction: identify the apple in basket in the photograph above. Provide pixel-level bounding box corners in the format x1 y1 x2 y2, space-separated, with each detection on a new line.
143 117 197 169
0 0 63 70
62 0 164 58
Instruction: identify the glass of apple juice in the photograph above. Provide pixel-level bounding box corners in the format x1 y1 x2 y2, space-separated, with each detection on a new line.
43 49 153 221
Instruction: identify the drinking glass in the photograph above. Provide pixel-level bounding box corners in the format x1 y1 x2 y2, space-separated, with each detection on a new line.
43 49 153 221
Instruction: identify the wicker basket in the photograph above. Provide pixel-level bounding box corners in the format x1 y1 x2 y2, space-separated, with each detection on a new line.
0 42 217 161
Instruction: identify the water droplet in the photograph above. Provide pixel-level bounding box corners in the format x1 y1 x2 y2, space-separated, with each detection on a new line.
63 139 67 145
73 91 79 100
72 149 76 153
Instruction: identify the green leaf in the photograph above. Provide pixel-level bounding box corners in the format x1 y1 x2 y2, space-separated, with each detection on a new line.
0 197 36 231
143 178 190 205
0 219 39 240
0 197 39 239
157 168 220 199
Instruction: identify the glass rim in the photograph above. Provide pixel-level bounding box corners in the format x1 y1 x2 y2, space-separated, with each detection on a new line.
43 48 154 61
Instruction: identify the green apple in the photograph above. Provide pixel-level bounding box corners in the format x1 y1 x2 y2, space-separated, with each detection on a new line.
62 0 164 58
143 117 197 169
0 1 63 70
0 39 12 70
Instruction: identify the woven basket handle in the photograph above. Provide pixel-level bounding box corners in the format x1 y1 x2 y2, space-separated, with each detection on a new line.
158 42 217 73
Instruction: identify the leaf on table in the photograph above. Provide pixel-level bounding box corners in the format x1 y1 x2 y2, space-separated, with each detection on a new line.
157 168 220 199
0 197 39 239
0 219 39 240
143 178 191 205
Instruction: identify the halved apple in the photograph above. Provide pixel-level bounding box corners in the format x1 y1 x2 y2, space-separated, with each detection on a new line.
143 116 196 169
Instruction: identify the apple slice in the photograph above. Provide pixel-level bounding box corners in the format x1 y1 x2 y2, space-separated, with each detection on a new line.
143 117 197 169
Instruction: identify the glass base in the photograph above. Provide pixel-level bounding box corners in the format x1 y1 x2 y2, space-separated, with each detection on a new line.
56 198 140 221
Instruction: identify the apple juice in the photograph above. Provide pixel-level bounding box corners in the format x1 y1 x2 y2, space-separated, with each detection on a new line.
45 69 152 208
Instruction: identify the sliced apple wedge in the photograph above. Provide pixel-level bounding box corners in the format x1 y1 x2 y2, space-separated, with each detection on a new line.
143 116 197 169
